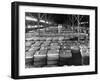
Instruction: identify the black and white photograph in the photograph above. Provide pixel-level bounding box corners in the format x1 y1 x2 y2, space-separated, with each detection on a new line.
11 1 97 79
25 12 90 68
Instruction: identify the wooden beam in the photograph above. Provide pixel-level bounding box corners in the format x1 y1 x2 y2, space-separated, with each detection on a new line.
40 14 45 20
79 15 84 21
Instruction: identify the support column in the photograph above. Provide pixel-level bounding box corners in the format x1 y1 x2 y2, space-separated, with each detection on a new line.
78 15 80 42
37 13 40 35
72 15 74 33
44 14 47 32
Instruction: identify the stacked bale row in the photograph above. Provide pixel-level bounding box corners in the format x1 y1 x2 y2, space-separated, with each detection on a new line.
33 39 51 67
80 45 90 65
25 39 36 68
59 45 72 66
25 37 46 68
25 37 90 68
47 40 60 66
71 45 82 65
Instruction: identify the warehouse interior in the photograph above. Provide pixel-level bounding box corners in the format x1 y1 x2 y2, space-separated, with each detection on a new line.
25 12 90 68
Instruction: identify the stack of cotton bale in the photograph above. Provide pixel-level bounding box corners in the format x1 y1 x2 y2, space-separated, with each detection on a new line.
71 45 82 66
59 43 72 66
25 50 36 68
25 41 32 52
25 41 42 68
33 49 47 67
47 48 59 66
52 37 59 43
25 37 37 68
41 40 51 47
25 39 35 52
29 42 40 52
80 45 90 65
49 42 60 50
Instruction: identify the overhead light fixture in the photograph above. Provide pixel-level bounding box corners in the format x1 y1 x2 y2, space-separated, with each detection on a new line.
26 16 52 24
80 22 88 24
40 20 45 23
25 16 37 22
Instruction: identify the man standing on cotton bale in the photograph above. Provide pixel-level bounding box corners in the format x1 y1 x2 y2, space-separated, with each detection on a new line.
58 24 62 34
